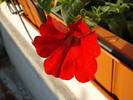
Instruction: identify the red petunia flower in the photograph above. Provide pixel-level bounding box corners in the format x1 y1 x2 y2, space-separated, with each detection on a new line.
33 15 101 83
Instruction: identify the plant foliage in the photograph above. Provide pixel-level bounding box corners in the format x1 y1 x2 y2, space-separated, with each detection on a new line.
36 0 133 43
35 0 52 13
84 0 133 43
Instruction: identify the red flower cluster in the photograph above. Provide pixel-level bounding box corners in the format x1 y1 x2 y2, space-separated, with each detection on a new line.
33 15 101 83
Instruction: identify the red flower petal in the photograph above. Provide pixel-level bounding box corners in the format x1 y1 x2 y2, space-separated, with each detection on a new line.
39 15 69 39
44 37 74 78
80 33 101 57
75 58 97 82
59 38 80 80
33 36 62 57
74 33 100 82
69 18 91 37
59 52 75 80
33 15 101 83
68 18 82 30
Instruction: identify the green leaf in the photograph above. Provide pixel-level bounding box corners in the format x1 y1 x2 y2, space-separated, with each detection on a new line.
85 10 98 18
61 4 77 24
54 0 58 7
83 16 97 27
117 0 124 4
35 0 52 13
60 0 85 24
51 5 62 13
57 0 67 3
0 0 4 4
